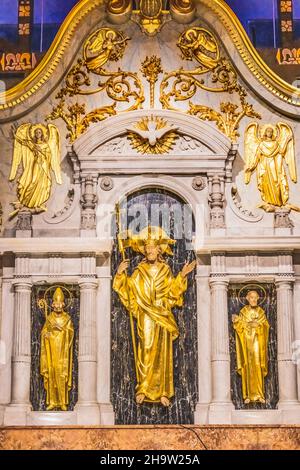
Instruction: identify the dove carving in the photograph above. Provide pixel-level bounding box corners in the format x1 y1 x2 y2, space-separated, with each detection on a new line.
126 116 179 154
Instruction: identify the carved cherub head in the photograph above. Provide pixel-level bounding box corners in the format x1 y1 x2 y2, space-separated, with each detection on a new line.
246 290 260 307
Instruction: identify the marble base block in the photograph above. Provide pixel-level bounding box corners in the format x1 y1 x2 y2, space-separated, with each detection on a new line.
208 402 234 424
4 404 31 426
27 411 77 426
99 403 115 425
194 403 209 424
75 403 101 425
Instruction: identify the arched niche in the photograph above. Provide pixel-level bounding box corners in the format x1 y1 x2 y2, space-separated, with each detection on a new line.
111 187 198 424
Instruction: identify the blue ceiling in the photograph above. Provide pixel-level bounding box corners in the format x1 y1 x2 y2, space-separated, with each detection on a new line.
2 1 299 25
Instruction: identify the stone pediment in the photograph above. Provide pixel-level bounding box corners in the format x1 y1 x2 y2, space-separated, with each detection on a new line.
71 110 233 175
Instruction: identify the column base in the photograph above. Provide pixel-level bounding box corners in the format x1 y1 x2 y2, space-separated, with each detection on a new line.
75 403 100 425
194 403 209 424
99 403 115 425
277 400 300 423
277 400 300 410
4 404 31 425
208 402 234 424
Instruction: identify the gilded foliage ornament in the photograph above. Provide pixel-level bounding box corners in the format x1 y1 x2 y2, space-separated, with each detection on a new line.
190 97 261 142
48 28 144 142
160 27 261 141
141 56 163 108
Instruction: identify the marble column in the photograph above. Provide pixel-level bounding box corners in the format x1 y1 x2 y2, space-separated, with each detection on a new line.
294 279 300 401
194 271 212 424
75 279 100 424
4 280 32 425
276 276 300 416
209 276 234 423
97 260 115 424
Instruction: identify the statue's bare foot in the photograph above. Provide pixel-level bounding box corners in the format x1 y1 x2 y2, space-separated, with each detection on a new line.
244 398 250 404
160 396 170 407
136 393 145 404
61 405 67 411
258 398 266 404
46 405 55 411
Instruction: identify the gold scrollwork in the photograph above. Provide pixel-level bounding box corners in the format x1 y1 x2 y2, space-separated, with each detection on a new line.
141 55 163 108
160 27 261 141
47 27 144 142
190 96 261 142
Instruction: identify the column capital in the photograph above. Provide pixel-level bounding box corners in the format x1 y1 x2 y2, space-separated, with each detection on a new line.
79 278 99 289
12 280 32 291
209 275 229 287
275 275 295 287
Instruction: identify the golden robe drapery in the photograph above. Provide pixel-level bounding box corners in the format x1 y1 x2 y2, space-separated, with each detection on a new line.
18 141 52 209
40 311 74 409
254 140 289 207
233 305 269 402
113 261 187 402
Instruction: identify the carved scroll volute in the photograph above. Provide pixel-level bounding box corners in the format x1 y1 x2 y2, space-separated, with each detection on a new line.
107 0 133 24
170 0 196 24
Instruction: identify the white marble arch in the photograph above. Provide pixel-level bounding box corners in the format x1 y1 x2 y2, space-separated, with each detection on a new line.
72 109 233 176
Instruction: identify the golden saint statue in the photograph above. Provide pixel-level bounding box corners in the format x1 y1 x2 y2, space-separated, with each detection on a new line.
9 123 62 215
232 290 270 404
245 122 298 212
40 287 74 411
113 226 196 407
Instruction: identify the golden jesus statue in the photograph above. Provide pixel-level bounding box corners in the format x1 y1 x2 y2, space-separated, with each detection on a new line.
40 287 74 411
113 226 196 407
232 290 270 404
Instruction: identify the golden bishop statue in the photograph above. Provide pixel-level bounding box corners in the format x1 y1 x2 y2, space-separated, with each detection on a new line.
113 226 196 407
40 287 74 411
232 290 270 404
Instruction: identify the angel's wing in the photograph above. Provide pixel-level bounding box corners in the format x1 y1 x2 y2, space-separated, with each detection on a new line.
47 124 62 185
244 123 260 184
155 126 178 141
278 122 297 183
9 123 31 181
88 29 107 54
126 128 149 140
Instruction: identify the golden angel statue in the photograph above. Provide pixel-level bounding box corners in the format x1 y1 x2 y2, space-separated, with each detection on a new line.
244 122 298 212
40 287 74 411
113 226 196 407
9 123 62 215
177 27 219 70
84 28 129 72
232 290 270 404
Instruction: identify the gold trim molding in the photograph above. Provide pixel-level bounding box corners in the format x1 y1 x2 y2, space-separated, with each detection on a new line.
0 0 105 110
200 0 300 107
0 0 300 111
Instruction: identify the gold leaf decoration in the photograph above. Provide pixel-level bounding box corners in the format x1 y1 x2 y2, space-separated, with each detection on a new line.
127 116 179 154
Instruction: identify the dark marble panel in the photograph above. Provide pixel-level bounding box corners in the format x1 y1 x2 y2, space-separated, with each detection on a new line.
228 283 279 410
111 189 198 424
30 284 80 411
